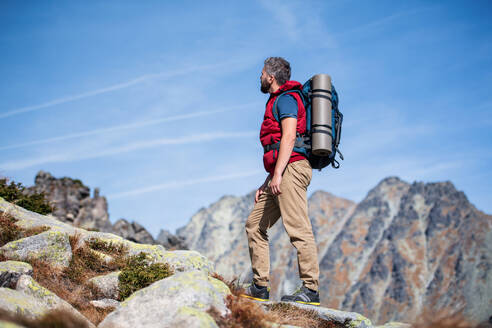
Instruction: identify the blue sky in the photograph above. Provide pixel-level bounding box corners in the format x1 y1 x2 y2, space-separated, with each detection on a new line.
1 1 491 236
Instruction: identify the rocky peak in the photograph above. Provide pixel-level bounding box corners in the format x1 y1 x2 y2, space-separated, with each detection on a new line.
27 171 112 232
26 171 187 249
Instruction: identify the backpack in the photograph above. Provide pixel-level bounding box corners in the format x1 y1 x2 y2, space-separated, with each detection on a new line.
272 78 344 170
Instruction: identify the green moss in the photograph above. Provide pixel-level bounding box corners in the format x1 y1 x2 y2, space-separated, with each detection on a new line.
118 252 174 301
0 178 54 215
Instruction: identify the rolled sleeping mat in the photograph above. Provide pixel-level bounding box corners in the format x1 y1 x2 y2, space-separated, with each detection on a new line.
311 74 333 156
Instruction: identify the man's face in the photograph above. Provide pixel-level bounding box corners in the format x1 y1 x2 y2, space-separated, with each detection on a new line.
260 67 272 94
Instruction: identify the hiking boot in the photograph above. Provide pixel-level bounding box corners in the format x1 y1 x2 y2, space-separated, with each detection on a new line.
280 285 320 305
239 282 270 302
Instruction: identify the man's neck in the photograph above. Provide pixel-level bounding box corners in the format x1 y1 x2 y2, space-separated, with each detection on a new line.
269 82 281 94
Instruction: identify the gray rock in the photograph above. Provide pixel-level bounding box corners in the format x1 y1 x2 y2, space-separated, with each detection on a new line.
159 250 214 273
90 298 120 310
0 320 27 328
88 271 120 300
15 275 95 327
170 306 219 328
0 261 33 288
98 270 230 328
0 231 72 268
156 228 188 250
0 287 49 319
112 219 154 244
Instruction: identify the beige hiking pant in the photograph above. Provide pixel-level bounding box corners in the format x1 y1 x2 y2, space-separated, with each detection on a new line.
245 159 320 291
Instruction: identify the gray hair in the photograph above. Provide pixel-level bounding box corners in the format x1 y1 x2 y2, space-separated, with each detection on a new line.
264 57 291 86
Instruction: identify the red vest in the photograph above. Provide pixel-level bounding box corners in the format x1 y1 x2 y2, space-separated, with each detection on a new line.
260 80 307 174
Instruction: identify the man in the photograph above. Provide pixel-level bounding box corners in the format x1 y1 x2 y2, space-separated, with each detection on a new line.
241 57 320 305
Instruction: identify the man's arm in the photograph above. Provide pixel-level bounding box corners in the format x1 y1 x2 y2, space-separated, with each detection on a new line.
269 117 297 195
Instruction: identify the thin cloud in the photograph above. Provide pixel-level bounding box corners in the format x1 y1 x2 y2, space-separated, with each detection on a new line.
259 0 299 41
0 61 232 120
336 6 438 38
0 102 260 151
108 170 263 199
0 131 257 171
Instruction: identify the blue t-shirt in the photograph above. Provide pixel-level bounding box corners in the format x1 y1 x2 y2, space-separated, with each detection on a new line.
276 94 298 120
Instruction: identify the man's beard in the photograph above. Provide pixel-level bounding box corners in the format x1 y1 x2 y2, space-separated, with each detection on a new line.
260 77 271 94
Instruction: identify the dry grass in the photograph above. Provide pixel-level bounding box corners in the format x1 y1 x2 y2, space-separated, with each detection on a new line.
0 210 20 247
25 234 126 325
208 294 273 328
266 302 344 328
0 308 92 328
86 237 127 257
208 273 342 328
29 257 112 325
0 210 50 247
210 272 244 296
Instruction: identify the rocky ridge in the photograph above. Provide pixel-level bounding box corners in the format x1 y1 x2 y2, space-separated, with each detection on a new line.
26 171 187 249
0 195 407 328
176 177 492 325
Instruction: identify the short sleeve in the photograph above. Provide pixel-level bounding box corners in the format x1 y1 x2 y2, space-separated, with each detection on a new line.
276 94 298 120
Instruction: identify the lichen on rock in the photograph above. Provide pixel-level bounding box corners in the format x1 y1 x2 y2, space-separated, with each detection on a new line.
99 270 230 328
0 231 72 269
88 271 120 300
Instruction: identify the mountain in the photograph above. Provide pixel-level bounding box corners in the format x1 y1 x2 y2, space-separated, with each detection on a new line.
176 176 492 325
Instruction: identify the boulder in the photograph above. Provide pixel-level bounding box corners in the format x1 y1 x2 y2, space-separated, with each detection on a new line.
0 261 33 288
0 287 49 319
0 320 26 328
159 250 214 273
0 231 72 269
171 306 218 328
112 219 155 244
14 275 95 327
88 271 120 300
98 270 230 328
261 302 373 328
90 299 120 310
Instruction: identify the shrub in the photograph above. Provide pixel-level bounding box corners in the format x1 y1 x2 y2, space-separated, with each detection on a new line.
0 178 53 215
64 235 126 284
118 252 173 300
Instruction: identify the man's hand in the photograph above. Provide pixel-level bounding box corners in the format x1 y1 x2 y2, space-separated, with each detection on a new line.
255 174 272 203
269 173 282 195
270 117 297 196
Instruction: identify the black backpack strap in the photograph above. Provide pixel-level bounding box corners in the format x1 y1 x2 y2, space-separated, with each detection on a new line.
263 136 307 153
